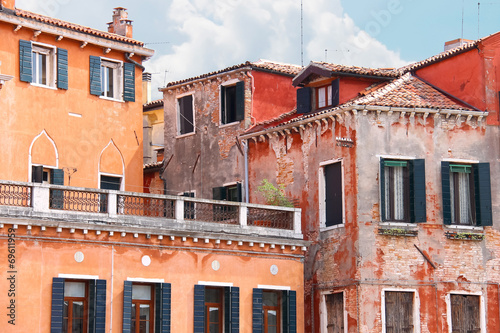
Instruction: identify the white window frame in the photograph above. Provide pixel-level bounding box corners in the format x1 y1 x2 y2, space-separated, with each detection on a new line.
319 159 345 231
176 91 195 137
219 78 240 128
381 288 421 333
31 42 56 88
319 290 347 333
446 291 485 333
98 172 124 191
100 57 123 101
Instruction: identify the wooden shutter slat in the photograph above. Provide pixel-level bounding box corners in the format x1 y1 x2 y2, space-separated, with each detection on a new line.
89 56 101 96
230 287 240 333
57 48 68 90
331 79 340 107
50 277 65 333
410 159 427 223
161 283 171 333
94 279 106 333
441 162 452 225
193 285 205 333
474 163 492 226
296 87 311 114
235 80 245 121
123 62 135 102
122 281 132 333
88 280 96 333
252 288 263 333
380 159 386 222
19 40 32 83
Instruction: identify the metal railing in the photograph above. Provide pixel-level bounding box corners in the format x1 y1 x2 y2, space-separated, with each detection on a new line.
0 183 31 207
0 181 301 236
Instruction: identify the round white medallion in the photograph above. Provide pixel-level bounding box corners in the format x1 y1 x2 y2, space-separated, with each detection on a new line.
270 264 278 275
212 260 221 271
141 255 151 267
74 251 84 263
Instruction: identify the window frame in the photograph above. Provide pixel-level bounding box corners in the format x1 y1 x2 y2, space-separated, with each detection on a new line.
130 283 155 333
176 92 195 137
382 159 410 223
319 159 345 231
205 287 223 333
381 288 420 333
63 280 89 333
446 291 485 333
31 42 57 88
194 283 239 333
263 290 281 333
316 84 332 109
253 286 296 333
220 79 244 127
100 58 123 101
320 291 347 333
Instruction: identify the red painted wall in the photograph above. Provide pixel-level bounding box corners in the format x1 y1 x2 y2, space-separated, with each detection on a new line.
339 77 379 104
252 71 298 123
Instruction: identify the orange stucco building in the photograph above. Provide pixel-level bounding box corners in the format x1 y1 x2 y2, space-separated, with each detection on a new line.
0 2 153 191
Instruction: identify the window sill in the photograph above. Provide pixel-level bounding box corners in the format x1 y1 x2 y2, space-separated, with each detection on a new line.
378 223 418 237
30 83 57 90
320 223 345 232
99 96 124 103
219 121 240 129
445 231 484 241
445 224 483 231
176 132 196 139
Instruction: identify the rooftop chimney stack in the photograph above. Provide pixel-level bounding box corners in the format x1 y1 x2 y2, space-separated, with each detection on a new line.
1 0 16 10
107 7 133 38
142 72 152 104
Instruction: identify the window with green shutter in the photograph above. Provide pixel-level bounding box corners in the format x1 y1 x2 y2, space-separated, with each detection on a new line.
20 40 67 89
220 81 244 125
252 288 296 333
193 285 239 333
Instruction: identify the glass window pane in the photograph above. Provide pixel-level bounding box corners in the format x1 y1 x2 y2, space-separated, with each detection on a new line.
63 300 69 317
139 304 150 320
132 285 152 300
131 320 136 333
101 66 107 96
205 288 221 303
139 320 149 333
268 310 277 325
131 304 136 319
209 306 220 322
73 301 84 318
40 53 47 85
327 85 332 106
72 319 84 333
64 282 86 297
318 87 326 108
108 67 114 98
263 291 278 306
209 323 220 333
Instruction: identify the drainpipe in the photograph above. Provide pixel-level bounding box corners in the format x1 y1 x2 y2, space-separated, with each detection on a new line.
125 53 145 71
243 140 249 203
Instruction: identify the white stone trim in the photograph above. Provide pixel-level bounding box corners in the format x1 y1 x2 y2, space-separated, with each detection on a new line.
126 277 165 283
197 281 234 287
98 140 125 190
446 291 485 333
58 274 99 280
257 284 291 291
319 290 347 333
28 130 59 182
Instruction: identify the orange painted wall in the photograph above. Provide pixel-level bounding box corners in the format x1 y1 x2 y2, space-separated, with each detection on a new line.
0 225 305 332
252 70 298 123
0 21 144 191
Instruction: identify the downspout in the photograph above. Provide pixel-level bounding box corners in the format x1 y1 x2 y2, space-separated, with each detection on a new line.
125 53 145 71
243 140 249 203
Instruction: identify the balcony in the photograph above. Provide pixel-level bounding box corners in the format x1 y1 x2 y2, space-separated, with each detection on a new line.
0 181 303 240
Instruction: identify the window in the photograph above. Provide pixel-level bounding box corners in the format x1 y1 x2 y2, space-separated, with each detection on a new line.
316 85 332 109
193 285 239 333
100 175 122 212
220 81 244 125
123 281 171 333
19 40 68 89
325 293 344 333
380 159 426 223
252 289 296 333
32 166 65 209
212 183 242 203
51 278 106 333
177 94 194 135
89 56 135 102
320 161 344 228
384 291 414 333
449 294 481 333
182 191 195 219
441 162 492 226
297 79 339 114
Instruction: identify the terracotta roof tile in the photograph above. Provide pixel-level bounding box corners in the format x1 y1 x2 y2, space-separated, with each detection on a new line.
15 9 144 46
164 60 301 88
143 99 163 110
310 61 399 78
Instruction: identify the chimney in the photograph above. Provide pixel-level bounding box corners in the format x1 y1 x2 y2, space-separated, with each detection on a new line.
142 72 152 104
107 7 133 38
1 0 15 10
444 38 473 52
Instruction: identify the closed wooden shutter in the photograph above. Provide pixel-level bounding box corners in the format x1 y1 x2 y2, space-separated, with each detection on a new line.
474 163 492 226
50 277 65 333
385 291 413 333
155 283 171 333
441 162 452 225
19 40 32 83
235 81 245 121
331 79 340 107
57 48 68 90
94 279 107 333
123 62 135 102
380 159 387 221
296 87 311 114
122 281 132 333
179 95 194 134
89 56 101 96
451 294 480 333
326 293 344 333
325 162 343 226
50 169 64 209
193 285 205 333
410 159 426 222
252 288 264 333
230 287 240 333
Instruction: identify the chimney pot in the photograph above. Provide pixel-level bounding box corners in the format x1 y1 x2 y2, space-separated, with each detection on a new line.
107 7 133 38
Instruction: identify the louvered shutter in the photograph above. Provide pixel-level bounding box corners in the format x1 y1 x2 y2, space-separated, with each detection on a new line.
380 159 386 222
94 280 106 333
230 287 240 333
193 285 205 333
57 48 68 90
224 287 231 333
235 81 245 121
296 87 311 114
50 277 65 333
122 281 132 333
252 288 263 333
89 56 101 96
32 165 43 183
236 183 242 203
89 280 97 333
410 159 426 223
50 169 64 209
441 162 452 225
123 62 135 102
213 187 227 201
474 163 492 226
288 290 297 333
155 283 171 333
331 79 339 107
19 40 32 82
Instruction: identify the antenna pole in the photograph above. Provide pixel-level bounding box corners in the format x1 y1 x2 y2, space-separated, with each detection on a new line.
461 0 464 40
301 0 304 67
478 2 480 39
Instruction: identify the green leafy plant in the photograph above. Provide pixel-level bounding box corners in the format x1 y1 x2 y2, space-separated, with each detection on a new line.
257 179 294 208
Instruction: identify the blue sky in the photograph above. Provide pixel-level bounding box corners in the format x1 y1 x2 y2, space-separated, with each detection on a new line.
16 0 500 99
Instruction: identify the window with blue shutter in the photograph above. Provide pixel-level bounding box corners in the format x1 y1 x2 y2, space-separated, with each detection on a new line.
253 289 296 333
220 81 245 125
441 162 491 226
194 285 239 333
331 78 339 107
19 40 32 83
123 62 135 102
122 281 133 333
252 289 263 333
296 87 311 114
194 285 206 333
57 48 68 90
51 278 106 333
89 56 101 96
